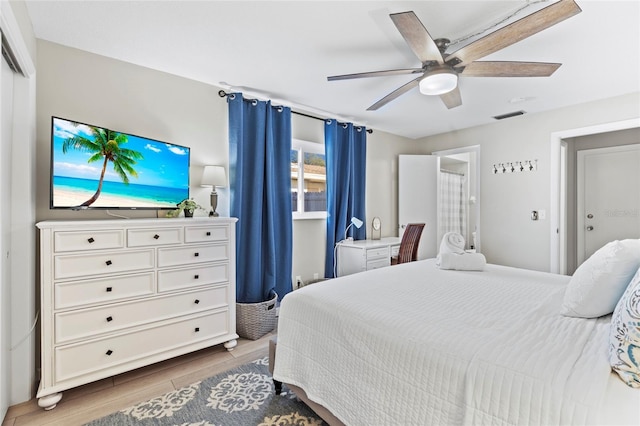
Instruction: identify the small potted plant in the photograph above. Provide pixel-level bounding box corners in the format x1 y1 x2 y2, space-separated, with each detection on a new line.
167 198 202 218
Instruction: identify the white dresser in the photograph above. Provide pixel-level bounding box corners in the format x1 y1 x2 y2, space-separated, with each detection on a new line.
35 217 238 410
336 237 401 277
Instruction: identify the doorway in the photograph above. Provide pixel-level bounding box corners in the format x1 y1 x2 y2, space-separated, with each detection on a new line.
550 120 640 274
576 144 640 265
434 146 480 253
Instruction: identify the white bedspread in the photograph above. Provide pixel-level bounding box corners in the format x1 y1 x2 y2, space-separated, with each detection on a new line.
273 259 640 425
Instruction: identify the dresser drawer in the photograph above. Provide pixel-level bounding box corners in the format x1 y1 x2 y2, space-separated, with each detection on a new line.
158 263 229 292
54 272 155 310
185 225 229 243
365 247 389 260
157 244 229 267
390 244 400 257
55 286 228 343
54 249 155 280
54 230 124 253
127 228 182 247
54 310 229 382
367 258 390 270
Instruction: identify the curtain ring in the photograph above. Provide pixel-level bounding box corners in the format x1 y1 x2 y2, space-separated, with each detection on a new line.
341 123 348 129
325 119 332 125
356 127 362 132
228 93 236 100
251 99 258 106
276 106 283 112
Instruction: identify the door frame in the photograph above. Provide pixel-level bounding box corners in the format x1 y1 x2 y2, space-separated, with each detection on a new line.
549 118 640 274
433 145 481 253
576 144 640 265
1 0 37 407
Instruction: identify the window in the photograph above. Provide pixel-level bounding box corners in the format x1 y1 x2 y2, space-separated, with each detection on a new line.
291 138 326 219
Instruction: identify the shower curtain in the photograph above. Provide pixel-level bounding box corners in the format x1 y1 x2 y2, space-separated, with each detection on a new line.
439 170 467 246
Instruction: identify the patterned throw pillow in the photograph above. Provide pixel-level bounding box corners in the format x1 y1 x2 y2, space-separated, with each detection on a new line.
609 266 640 388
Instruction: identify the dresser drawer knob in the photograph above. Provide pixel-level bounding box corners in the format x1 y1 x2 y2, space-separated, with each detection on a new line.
195 327 200 332
194 299 200 304
106 316 113 322
106 350 113 356
153 234 160 240
194 274 199 279
194 252 199 257
105 260 112 266
106 287 113 292
206 231 211 236
87 237 95 243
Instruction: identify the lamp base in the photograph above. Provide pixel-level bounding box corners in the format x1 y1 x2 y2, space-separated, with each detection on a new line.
209 191 219 218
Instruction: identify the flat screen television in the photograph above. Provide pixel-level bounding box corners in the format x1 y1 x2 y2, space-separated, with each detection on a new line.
50 116 190 210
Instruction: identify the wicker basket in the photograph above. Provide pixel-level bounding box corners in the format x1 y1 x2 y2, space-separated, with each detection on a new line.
236 292 278 340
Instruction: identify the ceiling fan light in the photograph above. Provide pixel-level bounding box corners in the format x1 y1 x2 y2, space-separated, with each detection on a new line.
419 68 458 95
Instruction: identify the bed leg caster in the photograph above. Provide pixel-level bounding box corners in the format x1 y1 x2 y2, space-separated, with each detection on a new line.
273 379 283 395
268 337 283 394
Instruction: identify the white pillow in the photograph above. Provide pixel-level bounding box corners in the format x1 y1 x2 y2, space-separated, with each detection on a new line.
609 266 640 388
561 239 640 318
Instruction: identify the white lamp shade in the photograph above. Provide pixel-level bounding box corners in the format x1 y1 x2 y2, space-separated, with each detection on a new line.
350 217 364 228
201 165 227 187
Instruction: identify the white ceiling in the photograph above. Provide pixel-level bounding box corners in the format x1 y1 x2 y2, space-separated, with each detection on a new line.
24 1 640 139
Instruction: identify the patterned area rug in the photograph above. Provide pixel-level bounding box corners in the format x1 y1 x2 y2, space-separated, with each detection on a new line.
85 357 327 426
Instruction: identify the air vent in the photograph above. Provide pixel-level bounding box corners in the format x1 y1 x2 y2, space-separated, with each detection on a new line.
493 110 526 120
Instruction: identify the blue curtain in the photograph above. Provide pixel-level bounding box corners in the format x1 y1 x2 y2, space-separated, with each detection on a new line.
324 121 367 278
228 93 293 303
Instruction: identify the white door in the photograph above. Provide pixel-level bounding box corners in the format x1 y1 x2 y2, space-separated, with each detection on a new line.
398 155 439 260
577 144 640 264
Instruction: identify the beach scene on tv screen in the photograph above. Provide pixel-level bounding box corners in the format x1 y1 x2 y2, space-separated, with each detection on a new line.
52 117 190 208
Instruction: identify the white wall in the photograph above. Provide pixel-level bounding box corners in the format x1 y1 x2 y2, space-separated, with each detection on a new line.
36 40 229 222
36 41 420 286
418 92 640 272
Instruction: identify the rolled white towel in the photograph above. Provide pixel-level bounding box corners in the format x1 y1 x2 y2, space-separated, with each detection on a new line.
439 232 465 255
436 252 486 271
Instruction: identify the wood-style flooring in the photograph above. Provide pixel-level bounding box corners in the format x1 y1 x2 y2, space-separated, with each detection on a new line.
2 331 274 426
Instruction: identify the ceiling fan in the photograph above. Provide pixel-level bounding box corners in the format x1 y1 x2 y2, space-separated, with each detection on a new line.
327 0 581 110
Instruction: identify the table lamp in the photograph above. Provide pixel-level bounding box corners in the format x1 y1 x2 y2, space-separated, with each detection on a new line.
200 165 226 217
344 216 363 241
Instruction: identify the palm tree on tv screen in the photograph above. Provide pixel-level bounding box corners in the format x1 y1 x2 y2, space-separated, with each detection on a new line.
62 125 144 207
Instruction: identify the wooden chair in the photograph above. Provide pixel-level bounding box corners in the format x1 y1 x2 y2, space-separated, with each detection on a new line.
391 223 425 265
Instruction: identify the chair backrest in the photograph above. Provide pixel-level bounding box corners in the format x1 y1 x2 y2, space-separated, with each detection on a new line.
397 223 425 264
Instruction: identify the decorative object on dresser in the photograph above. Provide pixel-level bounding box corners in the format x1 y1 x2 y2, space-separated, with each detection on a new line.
371 216 381 240
166 198 203 218
35 217 238 410
200 165 227 217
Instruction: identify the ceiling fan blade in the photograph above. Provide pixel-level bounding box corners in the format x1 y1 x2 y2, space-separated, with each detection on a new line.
367 76 422 111
328 68 423 81
462 61 561 77
390 11 444 64
445 0 581 67
440 87 462 109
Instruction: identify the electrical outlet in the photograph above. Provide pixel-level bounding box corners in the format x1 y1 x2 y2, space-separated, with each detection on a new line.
295 275 302 290
313 273 319 280
539 209 546 220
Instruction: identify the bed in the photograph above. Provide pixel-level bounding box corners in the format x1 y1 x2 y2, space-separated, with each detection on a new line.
272 259 640 425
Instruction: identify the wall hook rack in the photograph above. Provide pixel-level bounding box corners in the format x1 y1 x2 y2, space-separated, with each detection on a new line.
492 159 537 174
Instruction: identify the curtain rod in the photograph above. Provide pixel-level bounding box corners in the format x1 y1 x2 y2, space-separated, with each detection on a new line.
218 90 373 134
441 168 465 176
